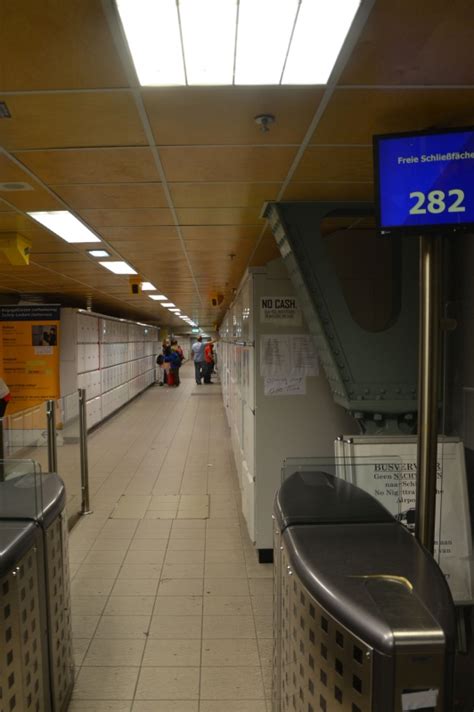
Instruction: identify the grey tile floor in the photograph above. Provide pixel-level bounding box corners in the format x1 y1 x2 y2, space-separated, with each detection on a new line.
67 363 273 712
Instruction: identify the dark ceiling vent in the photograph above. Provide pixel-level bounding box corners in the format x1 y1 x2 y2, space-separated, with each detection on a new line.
0 102 11 118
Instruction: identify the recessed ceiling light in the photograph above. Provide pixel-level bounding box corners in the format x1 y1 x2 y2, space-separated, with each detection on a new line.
116 0 360 86
89 249 110 258
235 0 298 85
282 0 360 84
162 302 175 307
0 182 33 191
180 0 236 84
116 0 185 85
169 308 181 312
99 261 137 275
28 210 101 243
148 294 167 301
141 282 157 291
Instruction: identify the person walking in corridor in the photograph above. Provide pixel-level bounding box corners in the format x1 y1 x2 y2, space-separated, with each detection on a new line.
203 339 214 384
191 335 206 385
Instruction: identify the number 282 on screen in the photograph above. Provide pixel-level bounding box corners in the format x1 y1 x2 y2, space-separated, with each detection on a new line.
409 189 466 215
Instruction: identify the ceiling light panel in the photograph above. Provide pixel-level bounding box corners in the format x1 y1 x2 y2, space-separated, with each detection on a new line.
116 0 359 86
99 261 137 275
116 0 185 85
28 211 101 243
235 0 298 84
162 302 175 307
180 0 237 84
89 249 110 257
148 294 167 301
283 0 360 84
141 282 157 291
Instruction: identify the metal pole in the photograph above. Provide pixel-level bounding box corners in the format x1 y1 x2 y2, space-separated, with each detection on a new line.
415 235 442 553
78 389 92 515
46 400 58 473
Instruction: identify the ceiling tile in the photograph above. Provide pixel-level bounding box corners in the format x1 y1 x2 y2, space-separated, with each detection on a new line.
0 92 147 150
312 88 474 145
169 182 280 208
14 148 159 184
176 207 263 225
143 86 322 145
181 225 261 242
98 226 179 243
160 146 297 182
340 0 474 85
282 182 373 202
78 208 174 227
293 146 373 182
52 182 168 209
0 0 127 90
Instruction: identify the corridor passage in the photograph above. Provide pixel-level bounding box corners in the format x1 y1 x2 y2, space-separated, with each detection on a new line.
67 363 272 712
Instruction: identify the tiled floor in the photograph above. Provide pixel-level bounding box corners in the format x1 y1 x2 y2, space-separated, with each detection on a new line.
67 363 273 712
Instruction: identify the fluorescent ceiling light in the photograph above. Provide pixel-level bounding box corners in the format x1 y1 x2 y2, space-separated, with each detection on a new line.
115 0 359 86
235 0 298 84
162 302 175 307
28 210 101 243
283 0 360 84
141 282 157 291
180 0 236 84
169 308 181 312
99 261 137 275
88 249 110 258
116 0 185 85
148 294 167 301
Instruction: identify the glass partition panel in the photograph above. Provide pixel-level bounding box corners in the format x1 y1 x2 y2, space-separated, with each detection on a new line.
439 300 474 605
0 404 49 473
55 391 82 525
0 458 43 520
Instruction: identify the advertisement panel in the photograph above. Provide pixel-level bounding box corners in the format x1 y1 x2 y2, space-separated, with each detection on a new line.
0 305 60 414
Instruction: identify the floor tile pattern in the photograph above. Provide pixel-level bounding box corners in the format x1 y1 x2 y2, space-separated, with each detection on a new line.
68 364 272 711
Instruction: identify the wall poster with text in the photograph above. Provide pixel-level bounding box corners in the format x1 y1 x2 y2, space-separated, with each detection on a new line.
0 305 60 414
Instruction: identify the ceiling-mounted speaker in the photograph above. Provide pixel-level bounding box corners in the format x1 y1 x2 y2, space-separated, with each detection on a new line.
129 275 143 294
0 233 32 265
210 292 224 307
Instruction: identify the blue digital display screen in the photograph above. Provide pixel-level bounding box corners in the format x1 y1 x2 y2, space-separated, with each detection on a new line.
374 128 474 235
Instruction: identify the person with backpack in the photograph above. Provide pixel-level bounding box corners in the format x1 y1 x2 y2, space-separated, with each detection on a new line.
170 338 183 386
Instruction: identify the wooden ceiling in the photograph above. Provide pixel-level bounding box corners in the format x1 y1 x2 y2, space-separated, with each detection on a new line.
0 0 473 328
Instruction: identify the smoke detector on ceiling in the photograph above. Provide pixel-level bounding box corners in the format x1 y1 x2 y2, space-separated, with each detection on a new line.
254 114 276 133
0 182 33 192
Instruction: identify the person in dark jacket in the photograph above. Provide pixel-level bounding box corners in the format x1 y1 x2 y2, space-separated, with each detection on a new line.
164 344 181 386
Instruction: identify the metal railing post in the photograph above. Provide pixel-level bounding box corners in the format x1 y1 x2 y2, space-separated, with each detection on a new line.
46 400 58 473
415 235 442 553
78 389 92 515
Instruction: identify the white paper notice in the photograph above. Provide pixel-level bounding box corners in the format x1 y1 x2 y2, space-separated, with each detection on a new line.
260 334 318 379
402 688 438 710
260 296 302 325
264 376 306 396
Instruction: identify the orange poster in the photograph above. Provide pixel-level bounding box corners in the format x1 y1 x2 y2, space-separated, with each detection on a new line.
0 305 60 414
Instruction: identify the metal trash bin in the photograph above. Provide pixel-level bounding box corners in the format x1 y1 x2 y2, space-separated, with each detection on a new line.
0 520 50 712
1 474 74 711
273 470 394 712
273 471 456 711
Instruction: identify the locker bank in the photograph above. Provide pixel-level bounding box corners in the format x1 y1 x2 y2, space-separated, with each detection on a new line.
0 1 474 710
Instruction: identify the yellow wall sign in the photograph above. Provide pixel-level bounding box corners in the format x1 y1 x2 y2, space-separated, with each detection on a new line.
0 305 60 414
